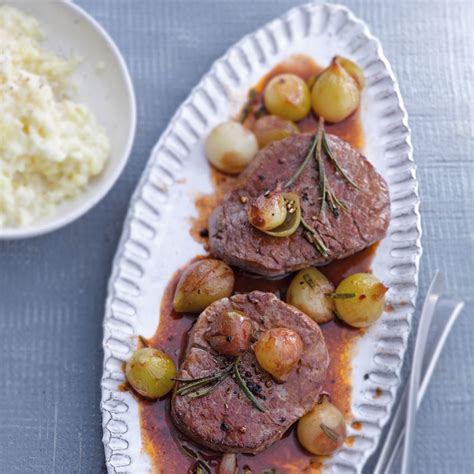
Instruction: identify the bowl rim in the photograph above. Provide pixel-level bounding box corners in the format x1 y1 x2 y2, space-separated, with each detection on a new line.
0 0 137 240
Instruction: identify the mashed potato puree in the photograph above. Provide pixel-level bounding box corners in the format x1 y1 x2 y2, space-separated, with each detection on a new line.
0 5 110 228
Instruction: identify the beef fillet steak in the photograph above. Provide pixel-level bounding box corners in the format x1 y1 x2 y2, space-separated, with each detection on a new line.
209 133 390 276
171 291 329 453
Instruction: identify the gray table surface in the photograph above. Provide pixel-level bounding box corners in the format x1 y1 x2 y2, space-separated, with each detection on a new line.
0 0 472 472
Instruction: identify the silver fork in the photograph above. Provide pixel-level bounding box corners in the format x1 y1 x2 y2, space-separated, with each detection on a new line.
375 298 464 472
401 271 444 473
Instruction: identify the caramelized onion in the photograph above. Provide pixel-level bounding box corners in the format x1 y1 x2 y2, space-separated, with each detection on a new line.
247 192 287 231
297 396 347 455
311 57 360 123
255 327 303 383
173 259 235 313
206 310 252 356
219 453 237 474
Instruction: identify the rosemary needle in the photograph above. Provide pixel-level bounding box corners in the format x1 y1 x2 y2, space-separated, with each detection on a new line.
322 133 360 191
320 422 340 442
179 443 212 474
234 357 266 413
284 128 321 189
174 362 234 397
176 375 225 397
186 381 224 399
328 292 356 299
300 216 328 257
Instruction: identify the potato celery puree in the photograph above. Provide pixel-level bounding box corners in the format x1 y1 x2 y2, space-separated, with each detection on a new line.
0 6 110 228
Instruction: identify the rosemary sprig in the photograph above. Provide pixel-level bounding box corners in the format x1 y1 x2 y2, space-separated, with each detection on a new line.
175 375 221 395
174 361 234 397
320 422 340 443
282 122 328 257
284 128 321 189
277 115 360 257
322 133 361 191
301 217 328 257
315 120 350 218
175 357 266 412
179 443 212 474
315 124 328 216
173 363 232 383
182 375 227 399
233 356 266 413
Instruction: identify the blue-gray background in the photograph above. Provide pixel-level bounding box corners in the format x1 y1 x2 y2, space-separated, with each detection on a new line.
0 0 472 472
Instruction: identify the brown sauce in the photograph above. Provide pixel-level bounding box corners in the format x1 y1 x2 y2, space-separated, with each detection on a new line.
141 55 373 473
191 172 238 246
351 421 363 431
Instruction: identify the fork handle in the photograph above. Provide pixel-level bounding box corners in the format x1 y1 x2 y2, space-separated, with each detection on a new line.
374 300 464 473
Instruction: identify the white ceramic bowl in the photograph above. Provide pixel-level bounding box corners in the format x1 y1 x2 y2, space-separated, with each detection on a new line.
0 0 136 239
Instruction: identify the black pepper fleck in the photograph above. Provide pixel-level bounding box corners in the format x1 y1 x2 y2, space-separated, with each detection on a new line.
221 422 229 432
199 228 209 238
246 380 266 399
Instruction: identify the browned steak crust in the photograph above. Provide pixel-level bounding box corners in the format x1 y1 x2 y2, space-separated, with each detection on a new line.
209 133 390 276
171 291 329 453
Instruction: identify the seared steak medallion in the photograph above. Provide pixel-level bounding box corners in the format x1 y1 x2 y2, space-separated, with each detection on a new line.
171 291 329 453
209 133 390 276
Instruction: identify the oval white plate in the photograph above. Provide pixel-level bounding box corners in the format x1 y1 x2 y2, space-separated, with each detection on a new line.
0 0 136 239
101 3 421 473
